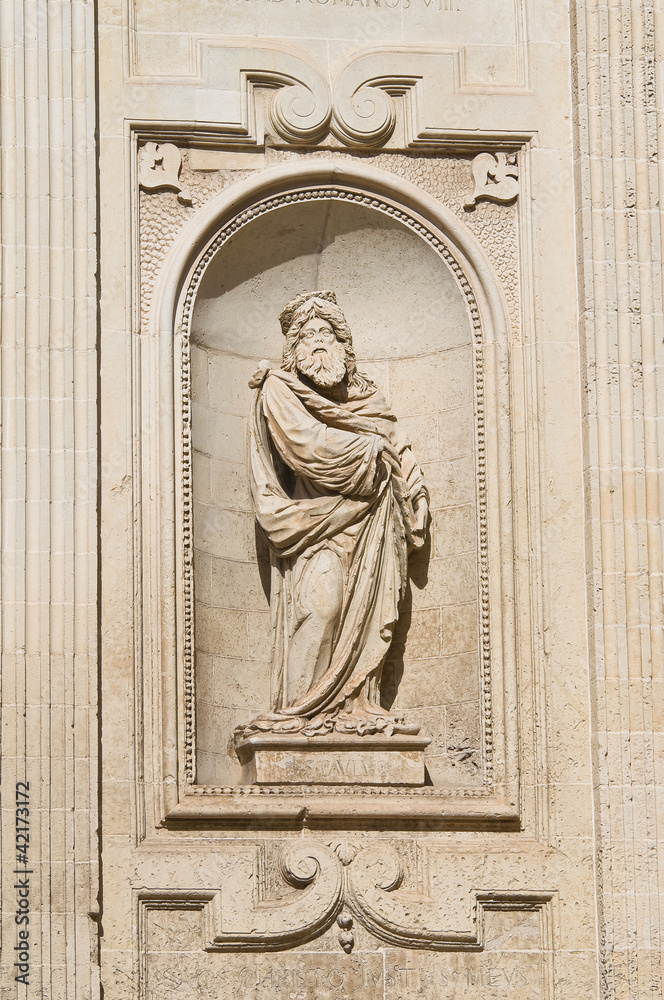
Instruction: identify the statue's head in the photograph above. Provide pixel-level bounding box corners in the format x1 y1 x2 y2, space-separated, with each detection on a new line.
279 291 374 392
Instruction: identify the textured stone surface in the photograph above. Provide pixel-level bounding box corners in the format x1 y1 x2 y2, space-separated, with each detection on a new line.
99 0 597 990
3 0 663 997
571 3 664 995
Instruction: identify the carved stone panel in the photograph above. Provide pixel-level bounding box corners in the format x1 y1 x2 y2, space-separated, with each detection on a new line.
128 0 529 129
137 842 554 1000
91 0 611 996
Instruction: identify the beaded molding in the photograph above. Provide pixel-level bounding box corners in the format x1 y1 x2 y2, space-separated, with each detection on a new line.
178 185 492 797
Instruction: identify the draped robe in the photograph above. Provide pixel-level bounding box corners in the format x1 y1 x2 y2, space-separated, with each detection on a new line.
248 368 427 730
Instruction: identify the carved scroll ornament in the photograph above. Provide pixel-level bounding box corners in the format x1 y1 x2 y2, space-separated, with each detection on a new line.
263 72 414 147
175 841 553 954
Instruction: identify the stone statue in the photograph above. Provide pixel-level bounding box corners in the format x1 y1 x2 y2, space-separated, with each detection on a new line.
236 291 429 742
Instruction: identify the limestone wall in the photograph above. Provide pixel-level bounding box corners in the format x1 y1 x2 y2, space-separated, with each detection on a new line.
1 1 664 999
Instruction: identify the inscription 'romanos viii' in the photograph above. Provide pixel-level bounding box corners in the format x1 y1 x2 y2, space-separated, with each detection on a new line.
229 0 459 9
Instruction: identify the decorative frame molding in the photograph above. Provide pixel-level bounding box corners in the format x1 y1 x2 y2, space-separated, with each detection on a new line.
140 157 520 825
121 0 533 154
122 13 533 150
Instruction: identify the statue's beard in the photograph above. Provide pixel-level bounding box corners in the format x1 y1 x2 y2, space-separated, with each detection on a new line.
295 339 347 388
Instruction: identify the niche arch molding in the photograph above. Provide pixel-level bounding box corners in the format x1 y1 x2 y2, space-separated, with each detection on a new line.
141 159 520 827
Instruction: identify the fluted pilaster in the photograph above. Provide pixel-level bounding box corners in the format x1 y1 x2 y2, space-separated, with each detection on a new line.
572 1 664 996
0 1 99 996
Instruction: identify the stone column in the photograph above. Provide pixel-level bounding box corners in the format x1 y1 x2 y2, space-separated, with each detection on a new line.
572 1 664 996
0 1 99 996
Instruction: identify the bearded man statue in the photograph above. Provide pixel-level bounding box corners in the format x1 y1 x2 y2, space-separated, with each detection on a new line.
236 291 429 741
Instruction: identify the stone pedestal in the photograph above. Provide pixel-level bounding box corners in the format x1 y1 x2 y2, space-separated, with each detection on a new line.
236 734 432 786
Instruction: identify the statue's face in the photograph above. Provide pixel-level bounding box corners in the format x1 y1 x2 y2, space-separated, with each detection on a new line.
295 316 347 388
300 317 336 346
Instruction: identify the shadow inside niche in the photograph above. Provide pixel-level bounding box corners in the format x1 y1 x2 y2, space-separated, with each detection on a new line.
380 519 431 713
194 200 401 304
254 522 272 603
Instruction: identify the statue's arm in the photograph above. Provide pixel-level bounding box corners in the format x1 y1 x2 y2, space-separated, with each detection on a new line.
262 375 382 497
383 421 428 502
384 423 429 544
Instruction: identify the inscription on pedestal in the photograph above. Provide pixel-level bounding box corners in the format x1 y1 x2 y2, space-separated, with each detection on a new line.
236 734 431 785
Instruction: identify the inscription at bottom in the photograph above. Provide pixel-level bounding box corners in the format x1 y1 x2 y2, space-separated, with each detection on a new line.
250 748 425 784
146 950 544 1000
147 953 384 1000
236 736 430 786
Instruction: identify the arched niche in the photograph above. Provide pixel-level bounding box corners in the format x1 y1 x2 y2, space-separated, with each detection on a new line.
191 196 477 787
146 161 517 820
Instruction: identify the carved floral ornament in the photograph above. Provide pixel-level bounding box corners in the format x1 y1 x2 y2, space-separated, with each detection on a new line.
139 840 552 955
138 141 192 204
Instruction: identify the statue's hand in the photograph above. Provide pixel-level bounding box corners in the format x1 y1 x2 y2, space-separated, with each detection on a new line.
248 360 272 389
410 494 429 547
